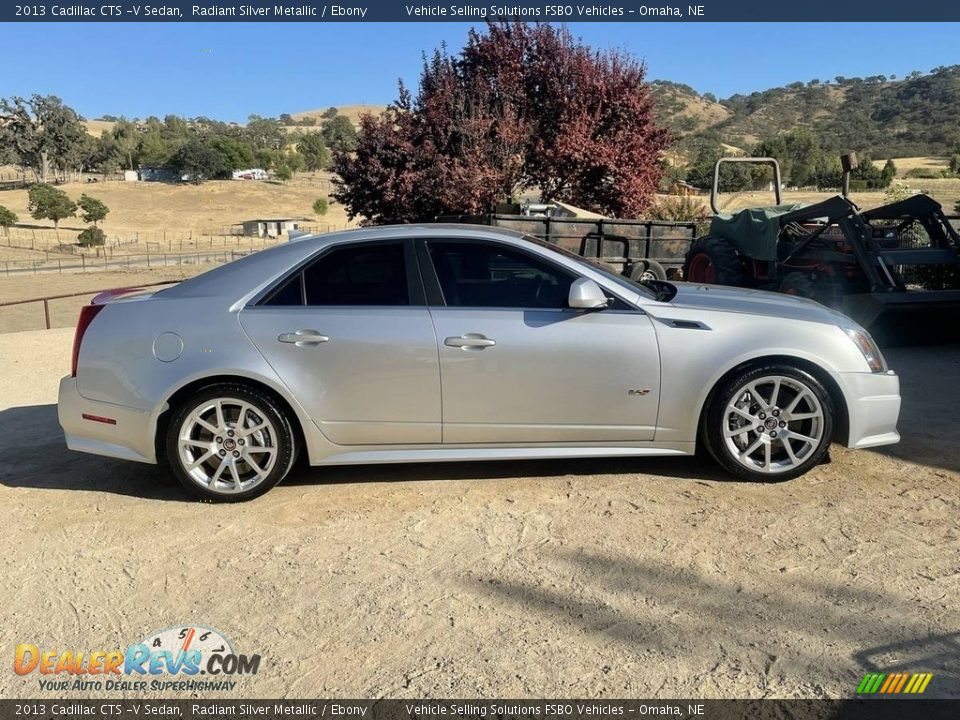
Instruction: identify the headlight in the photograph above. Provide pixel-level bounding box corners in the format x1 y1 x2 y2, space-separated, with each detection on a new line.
844 328 887 373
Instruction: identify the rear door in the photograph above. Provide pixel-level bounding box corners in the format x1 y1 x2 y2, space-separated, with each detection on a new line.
239 238 441 445
418 238 661 444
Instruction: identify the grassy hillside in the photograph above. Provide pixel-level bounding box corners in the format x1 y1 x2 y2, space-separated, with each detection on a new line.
291 104 387 126
652 65 960 158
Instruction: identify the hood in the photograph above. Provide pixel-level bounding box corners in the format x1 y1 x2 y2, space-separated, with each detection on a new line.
662 282 854 326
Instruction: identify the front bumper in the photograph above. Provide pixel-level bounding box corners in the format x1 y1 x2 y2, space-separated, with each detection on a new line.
838 370 901 449
58 376 156 464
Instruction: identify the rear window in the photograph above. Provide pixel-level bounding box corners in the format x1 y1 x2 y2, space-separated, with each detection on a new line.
262 242 409 307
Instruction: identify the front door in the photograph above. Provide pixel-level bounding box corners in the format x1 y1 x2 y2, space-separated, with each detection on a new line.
240 239 441 445
420 239 661 444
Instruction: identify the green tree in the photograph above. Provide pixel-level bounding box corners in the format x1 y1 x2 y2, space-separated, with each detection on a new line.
321 115 358 153
77 226 106 247
754 128 821 187
111 119 141 171
137 128 172 167
685 138 752 192
0 206 17 235
881 159 897 184
296 132 332 171
274 164 293 183
254 147 281 170
322 106 338 119
78 194 109 226
0 95 88 182
210 136 256 170
27 183 77 229
245 115 288 150
312 197 329 215
172 137 229 182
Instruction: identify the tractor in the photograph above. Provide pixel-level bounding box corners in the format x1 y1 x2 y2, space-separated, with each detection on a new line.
683 155 960 343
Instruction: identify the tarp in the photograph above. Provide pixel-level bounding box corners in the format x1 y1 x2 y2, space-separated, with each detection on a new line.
709 204 806 261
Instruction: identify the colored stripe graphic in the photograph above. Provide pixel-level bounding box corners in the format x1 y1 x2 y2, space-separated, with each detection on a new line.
857 672 932 694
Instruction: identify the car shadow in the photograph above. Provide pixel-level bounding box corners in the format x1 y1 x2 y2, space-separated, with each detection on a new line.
0 404 187 501
282 453 736 488
0 403 740 499
867 343 960 474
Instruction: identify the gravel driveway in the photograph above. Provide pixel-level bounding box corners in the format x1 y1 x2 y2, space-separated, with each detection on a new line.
1 329 957 699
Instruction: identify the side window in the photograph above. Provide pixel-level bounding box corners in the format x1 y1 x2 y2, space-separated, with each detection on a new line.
428 242 573 309
263 243 409 307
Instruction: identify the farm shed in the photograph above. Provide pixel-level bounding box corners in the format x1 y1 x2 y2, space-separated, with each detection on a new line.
137 166 181 182
668 180 704 196
237 217 304 238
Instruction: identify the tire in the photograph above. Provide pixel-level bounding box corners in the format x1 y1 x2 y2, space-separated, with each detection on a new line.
629 259 667 283
703 364 834 482
165 383 297 502
684 236 743 285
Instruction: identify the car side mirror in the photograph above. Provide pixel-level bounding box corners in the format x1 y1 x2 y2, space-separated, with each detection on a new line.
568 278 610 310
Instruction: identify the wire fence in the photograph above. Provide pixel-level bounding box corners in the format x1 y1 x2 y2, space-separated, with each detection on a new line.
0 223 351 274
1 249 251 276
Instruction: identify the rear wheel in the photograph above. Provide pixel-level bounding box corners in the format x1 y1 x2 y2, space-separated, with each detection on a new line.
684 237 743 285
166 383 297 502
704 364 833 482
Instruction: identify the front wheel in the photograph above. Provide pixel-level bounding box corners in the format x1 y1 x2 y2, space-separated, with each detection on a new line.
166 383 297 501
703 364 834 482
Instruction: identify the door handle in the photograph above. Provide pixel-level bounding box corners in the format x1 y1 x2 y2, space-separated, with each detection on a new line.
445 333 496 349
278 329 329 346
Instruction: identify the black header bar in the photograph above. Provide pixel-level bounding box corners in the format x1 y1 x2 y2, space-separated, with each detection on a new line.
3 1 960 23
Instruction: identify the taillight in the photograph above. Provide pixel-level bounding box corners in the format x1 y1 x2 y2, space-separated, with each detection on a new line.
71 304 105 377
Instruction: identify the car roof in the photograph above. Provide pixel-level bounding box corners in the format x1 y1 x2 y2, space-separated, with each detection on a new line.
160 224 532 301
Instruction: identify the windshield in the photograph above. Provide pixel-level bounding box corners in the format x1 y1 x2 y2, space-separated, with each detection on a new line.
522 234 664 300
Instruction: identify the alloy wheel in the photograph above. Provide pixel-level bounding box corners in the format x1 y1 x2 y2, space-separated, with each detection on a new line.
722 375 825 474
177 397 279 494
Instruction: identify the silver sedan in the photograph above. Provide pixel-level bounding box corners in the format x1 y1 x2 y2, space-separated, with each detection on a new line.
58 225 901 501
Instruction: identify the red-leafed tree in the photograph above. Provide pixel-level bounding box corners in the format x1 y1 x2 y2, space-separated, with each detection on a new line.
333 23 670 223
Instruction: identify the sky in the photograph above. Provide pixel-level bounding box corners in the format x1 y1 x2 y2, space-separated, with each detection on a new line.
0 22 957 121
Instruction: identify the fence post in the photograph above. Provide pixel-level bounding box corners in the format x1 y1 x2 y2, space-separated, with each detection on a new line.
43 299 51 330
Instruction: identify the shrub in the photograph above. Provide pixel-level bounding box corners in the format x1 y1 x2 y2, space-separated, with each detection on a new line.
0 205 17 234
313 197 329 216
646 194 709 222
77 226 106 247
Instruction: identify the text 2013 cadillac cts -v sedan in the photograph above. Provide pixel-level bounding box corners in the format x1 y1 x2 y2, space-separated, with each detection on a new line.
58 225 901 501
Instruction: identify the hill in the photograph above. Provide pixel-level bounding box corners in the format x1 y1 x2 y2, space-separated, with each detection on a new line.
291 104 387 127
651 65 960 158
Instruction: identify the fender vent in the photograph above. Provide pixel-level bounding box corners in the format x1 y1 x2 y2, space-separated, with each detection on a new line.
667 319 710 330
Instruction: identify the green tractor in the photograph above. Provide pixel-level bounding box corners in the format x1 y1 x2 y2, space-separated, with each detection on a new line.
683 156 960 343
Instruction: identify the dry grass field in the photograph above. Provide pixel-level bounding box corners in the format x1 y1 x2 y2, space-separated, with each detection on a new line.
0 269 207 334
871 155 950 175
290 103 387 128
0 172 350 236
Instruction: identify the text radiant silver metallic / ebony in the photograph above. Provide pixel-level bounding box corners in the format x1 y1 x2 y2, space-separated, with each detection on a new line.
58 225 901 501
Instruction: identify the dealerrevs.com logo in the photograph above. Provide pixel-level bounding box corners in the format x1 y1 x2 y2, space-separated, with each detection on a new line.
14 625 261 692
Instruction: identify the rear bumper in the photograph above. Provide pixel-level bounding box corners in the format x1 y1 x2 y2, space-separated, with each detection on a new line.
58 376 156 464
837 370 901 449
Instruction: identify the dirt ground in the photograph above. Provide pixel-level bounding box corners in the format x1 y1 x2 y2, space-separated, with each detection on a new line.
0 329 957 699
